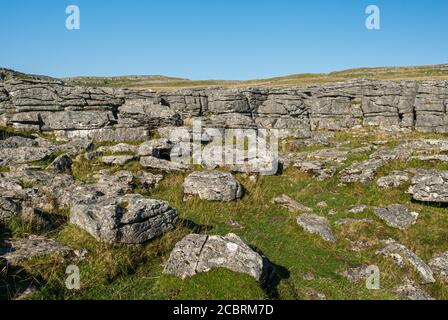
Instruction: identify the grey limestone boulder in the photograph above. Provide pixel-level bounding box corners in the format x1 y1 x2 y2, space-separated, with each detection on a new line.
163 233 273 285
184 171 243 201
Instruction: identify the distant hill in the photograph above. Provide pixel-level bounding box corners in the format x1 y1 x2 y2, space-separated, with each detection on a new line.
3 64 448 90
62 64 448 90
0 67 62 83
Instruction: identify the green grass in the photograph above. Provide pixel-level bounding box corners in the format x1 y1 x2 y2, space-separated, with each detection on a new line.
2 129 448 300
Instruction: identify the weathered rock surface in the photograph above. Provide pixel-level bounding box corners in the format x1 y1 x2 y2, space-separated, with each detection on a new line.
296 214 335 242
184 171 243 201
377 171 410 188
140 156 188 171
70 194 179 244
272 195 313 213
340 159 385 184
101 155 135 166
0 236 72 265
163 233 272 284
376 240 435 284
408 170 448 203
428 251 448 283
47 154 72 172
395 279 435 300
374 205 419 230
339 265 369 283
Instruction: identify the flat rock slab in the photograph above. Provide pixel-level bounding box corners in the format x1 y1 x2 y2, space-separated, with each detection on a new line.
408 170 448 203
184 171 243 201
101 155 135 166
429 251 448 283
340 159 386 184
376 240 435 284
272 195 313 213
395 279 435 300
163 233 272 285
376 171 410 188
339 265 370 283
297 214 335 242
0 236 72 265
70 194 179 244
374 205 419 230
140 156 188 172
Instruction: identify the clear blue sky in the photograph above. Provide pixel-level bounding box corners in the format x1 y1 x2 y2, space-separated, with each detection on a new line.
1 0 447 79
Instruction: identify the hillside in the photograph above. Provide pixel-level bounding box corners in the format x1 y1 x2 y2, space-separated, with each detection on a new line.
62 64 448 90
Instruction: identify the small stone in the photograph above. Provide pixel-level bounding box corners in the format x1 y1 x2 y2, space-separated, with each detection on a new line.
0 236 72 265
304 288 326 300
347 205 368 214
317 201 328 208
376 239 435 284
339 265 369 283
297 214 335 242
395 278 435 300
303 272 315 281
272 195 313 213
428 251 448 283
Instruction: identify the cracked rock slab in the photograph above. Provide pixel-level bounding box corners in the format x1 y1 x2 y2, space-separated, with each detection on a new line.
376 171 410 188
408 170 448 203
297 214 335 242
374 204 418 230
0 236 72 265
376 240 435 284
70 194 179 244
163 233 272 285
395 278 435 300
184 171 243 201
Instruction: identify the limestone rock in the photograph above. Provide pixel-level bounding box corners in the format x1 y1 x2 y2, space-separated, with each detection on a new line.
70 194 178 244
272 195 313 213
140 156 188 171
374 205 419 230
408 170 448 203
163 233 273 285
428 251 448 283
101 155 135 166
339 265 369 283
47 154 72 172
296 214 335 242
184 171 243 201
377 171 410 188
0 236 72 265
376 240 435 284
395 279 435 300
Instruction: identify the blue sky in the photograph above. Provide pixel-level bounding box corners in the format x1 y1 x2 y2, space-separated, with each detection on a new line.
1 0 447 79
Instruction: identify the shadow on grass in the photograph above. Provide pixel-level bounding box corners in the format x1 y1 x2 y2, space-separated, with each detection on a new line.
250 243 290 299
411 199 448 208
180 219 214 233
0 223 42 300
